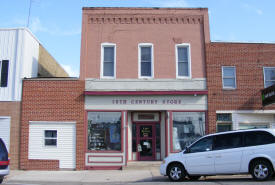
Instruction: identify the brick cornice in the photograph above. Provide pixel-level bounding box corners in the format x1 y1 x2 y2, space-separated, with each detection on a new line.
88 14 203 24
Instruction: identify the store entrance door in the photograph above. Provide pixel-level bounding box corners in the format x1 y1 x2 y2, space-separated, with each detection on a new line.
137 124 156 161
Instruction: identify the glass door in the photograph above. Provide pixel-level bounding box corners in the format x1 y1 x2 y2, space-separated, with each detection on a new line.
137 124 156 161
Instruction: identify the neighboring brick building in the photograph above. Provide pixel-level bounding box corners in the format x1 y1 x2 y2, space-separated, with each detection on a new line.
20 79 85 170
0 28 68 169
206 42 275 133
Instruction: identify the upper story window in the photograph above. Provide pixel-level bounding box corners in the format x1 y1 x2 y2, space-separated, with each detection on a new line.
222 66 236 89
263 67 275 88
0 60 9 87
101 43 116 78
176 44 191 78
139 43 153 78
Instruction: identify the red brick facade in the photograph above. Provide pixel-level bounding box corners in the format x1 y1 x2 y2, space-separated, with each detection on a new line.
20 79 85 170
206 43 275 133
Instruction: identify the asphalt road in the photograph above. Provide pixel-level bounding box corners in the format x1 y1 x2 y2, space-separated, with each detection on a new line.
3 176 275 185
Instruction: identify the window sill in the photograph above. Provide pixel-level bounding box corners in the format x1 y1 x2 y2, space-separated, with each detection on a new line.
222 87 236 90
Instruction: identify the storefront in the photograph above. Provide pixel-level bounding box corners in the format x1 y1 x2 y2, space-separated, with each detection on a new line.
84 92 207 169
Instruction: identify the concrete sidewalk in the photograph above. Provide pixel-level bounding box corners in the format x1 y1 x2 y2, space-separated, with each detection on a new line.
5 169 165 183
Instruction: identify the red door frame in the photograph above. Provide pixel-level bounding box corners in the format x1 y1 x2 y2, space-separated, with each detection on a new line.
136 123 156 161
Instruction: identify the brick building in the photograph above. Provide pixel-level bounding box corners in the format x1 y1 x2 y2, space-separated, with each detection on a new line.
0 28 68 169
206 42 275 133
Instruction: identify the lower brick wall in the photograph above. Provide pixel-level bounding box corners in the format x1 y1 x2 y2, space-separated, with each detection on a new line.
0 102 21 170
20 79 85 170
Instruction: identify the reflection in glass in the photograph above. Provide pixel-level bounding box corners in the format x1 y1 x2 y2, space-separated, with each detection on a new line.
87 112 121 151
140 139 152 157
172 112 205 151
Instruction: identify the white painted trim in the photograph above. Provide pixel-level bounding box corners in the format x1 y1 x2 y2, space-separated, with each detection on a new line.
138 43 154 79
263 67 275 88
216 110 275 114
29 121 76 124
175 43 192 79
100 43 116 79
222 66 236 89
0 116 11 119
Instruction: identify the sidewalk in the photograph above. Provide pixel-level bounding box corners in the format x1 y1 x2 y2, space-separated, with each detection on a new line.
6 169 165 183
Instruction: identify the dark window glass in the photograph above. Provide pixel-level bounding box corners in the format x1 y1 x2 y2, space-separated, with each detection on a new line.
87 112 121 151
189 136 213 153
44 130 57 146
140 46 152 77
217 124 232 132
156 124 160 152
216 114 232 121
140 125 152 137
1 60 9 87
244 131 275 147
214 133 242 150
132 139 136 152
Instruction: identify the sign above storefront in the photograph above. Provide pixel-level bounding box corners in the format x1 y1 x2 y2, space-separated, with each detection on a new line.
85 95 207 111
262 84 275 106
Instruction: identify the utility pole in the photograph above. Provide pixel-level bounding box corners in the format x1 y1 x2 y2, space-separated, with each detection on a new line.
27 0 33 28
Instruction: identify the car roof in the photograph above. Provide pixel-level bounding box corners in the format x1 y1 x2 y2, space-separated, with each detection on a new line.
203 128 275 138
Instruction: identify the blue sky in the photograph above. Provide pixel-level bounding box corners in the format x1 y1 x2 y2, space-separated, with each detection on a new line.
1 0 275 77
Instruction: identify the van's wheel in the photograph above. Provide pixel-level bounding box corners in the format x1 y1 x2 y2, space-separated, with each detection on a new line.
167 163 186 181
188 175 201 181
250 160 273 181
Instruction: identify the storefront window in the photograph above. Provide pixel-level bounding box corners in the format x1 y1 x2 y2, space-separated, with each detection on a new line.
172 112 205 151
87 112 121 151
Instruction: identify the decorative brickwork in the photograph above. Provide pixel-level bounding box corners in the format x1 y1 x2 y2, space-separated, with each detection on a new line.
206 43 275 133
20 79 85 170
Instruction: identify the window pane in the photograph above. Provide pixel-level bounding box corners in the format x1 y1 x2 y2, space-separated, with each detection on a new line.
223 67 235 77
239 124 268 130
45 130 57 138
217 124 232 132
1 60 9 87
265 81 275 88
45 139 57 146
172 112 205 151
178 62 189 76
244 131 275 147
217 114 232 121
223 78 235 88
141 47 151 62
87 112 121 151
140 125 152 137
214 133 242 150
178 47 188 62
132 139 136 152
189 137 212 153
141 62 151 76
103 62 114 76
264 68 275 80
104 47 114 62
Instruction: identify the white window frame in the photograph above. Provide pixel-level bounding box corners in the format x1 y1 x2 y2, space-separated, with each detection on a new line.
100 43 116 79
175 43 192 79
263 67 275 88
222 66 236 89
44 130 57 147
138 43 154 79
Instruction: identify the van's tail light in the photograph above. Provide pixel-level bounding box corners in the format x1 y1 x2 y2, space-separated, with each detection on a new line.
0 160 9 166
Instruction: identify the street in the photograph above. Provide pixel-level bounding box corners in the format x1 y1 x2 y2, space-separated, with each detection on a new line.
3 176 275 185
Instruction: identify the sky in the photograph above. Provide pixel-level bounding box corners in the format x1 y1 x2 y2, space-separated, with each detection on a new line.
1 0 275 77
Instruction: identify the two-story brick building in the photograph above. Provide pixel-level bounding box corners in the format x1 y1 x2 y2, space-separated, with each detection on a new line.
206 42 275 133
20 7 210 170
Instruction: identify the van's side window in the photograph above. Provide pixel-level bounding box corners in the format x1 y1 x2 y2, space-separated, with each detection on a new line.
244 131 275 147
214 133 243 150
189 136 213 153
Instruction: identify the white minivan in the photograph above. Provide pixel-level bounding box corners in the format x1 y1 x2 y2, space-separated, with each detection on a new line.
160 129 275 181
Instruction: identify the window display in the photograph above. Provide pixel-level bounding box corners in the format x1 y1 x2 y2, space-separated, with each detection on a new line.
87 112 121 151
172 112 205 151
